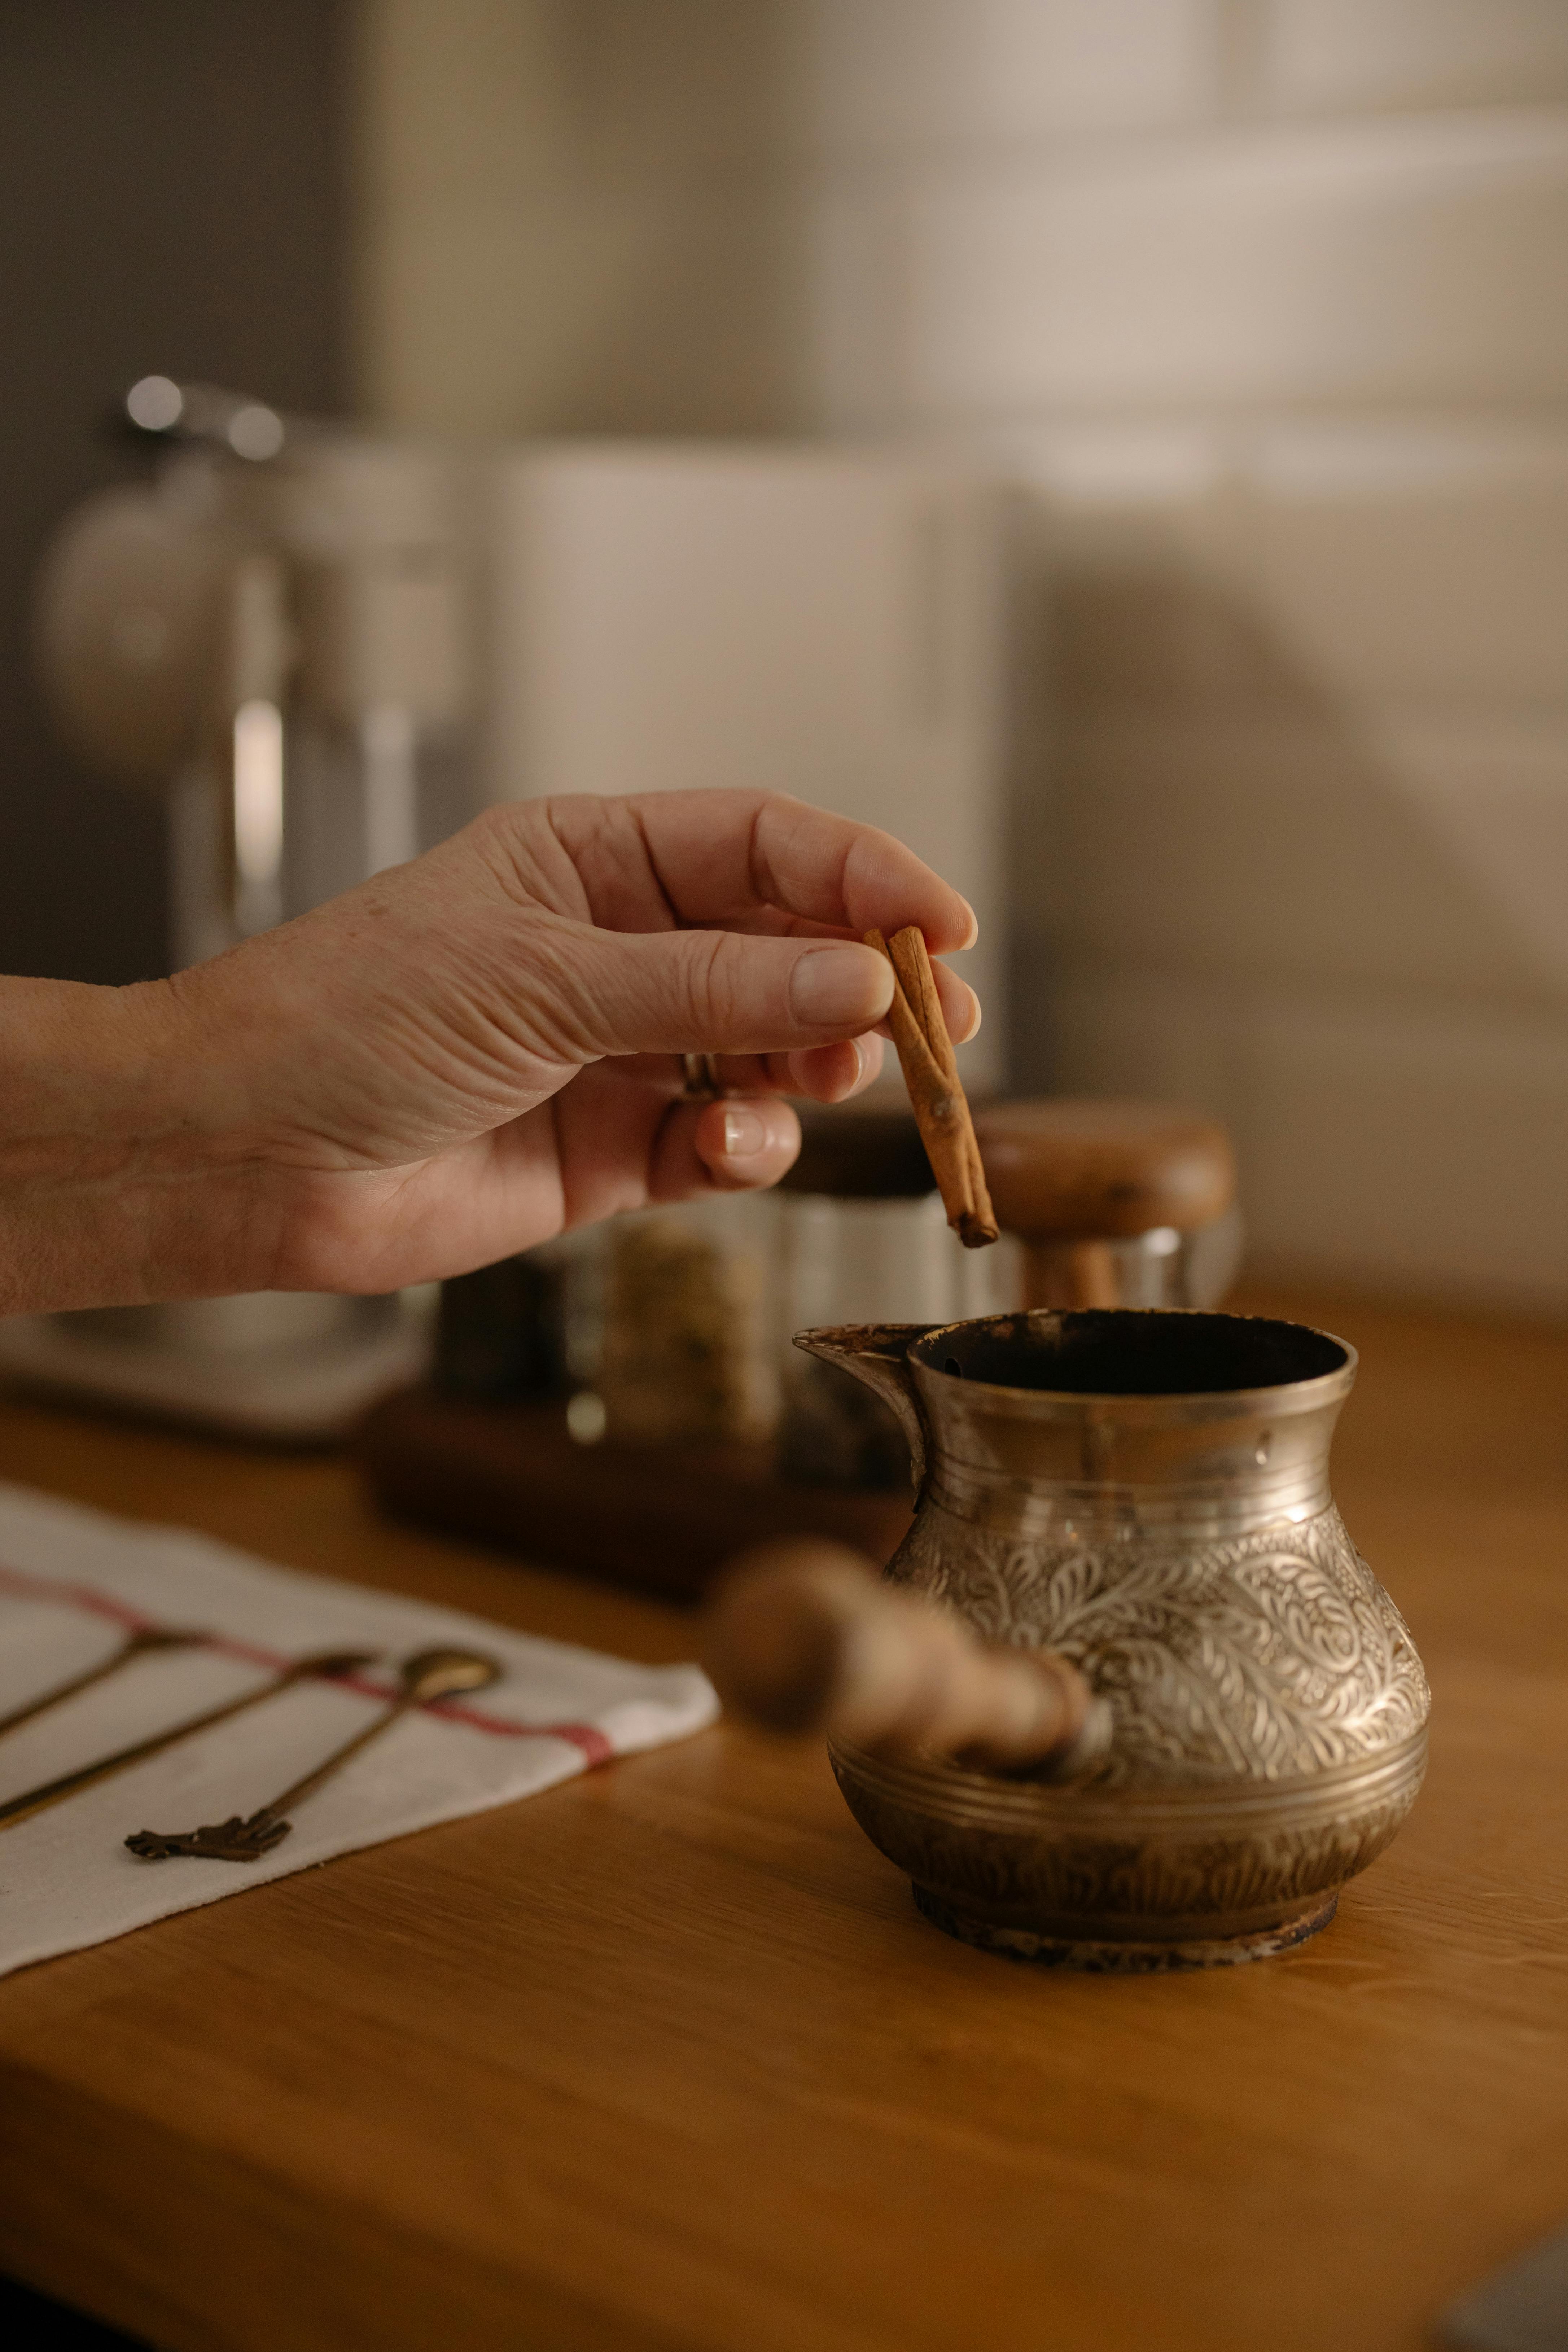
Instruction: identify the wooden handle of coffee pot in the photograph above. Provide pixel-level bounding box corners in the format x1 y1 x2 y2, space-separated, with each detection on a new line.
703 1541 1111 1779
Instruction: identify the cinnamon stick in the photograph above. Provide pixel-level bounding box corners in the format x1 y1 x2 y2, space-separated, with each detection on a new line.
886 927 993 1233
866 925 998 1247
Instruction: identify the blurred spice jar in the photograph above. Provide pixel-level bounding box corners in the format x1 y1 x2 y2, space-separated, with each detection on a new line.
595 1196 779 1447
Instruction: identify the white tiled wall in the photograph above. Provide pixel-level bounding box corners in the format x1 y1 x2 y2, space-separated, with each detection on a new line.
797 0 1222 152
1051 966 1568 1309
1248 426 1568 705
1256 1 1568 115
356 0 1568 1310
789 1 1568 1312
808 114 1568 425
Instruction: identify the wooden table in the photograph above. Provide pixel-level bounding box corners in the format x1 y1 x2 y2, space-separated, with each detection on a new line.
0 1285 1564 2352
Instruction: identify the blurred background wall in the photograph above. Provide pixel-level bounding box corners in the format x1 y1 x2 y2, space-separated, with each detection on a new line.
4 3 1564 1314
0 0 350 984
354 0 1568 1313
353 1 805 437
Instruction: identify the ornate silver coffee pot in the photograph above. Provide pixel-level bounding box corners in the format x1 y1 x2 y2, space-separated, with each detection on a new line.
800 1308 1430 1970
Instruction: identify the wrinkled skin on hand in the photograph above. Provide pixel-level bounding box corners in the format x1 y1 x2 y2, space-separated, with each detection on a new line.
0 791 980 1312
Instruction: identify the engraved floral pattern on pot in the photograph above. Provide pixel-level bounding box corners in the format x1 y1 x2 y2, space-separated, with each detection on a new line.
888 1503 1428 1786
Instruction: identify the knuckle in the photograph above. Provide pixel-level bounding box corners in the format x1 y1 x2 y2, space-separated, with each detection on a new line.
459 802 537 904
684 930 744 1034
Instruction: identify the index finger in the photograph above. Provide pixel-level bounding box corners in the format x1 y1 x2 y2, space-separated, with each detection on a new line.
546 790 979 955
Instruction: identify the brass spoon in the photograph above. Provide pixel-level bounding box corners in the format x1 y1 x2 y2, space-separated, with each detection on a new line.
0 1651 377 1834
127 1646 500 1863
0 1625 204 1742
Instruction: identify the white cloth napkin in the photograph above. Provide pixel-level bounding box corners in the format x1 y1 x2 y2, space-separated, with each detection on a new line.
0 1480 718 1979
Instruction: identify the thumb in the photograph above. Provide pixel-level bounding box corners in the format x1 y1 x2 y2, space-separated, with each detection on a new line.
561 927 895 1058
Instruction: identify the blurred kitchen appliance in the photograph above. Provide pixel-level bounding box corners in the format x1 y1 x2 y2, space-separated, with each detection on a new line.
35 379 476 964
9 382 476 1434
481 444 1012 1088
10 383 1016 1436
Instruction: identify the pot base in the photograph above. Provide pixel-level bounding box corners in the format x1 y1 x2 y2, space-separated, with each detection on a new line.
912 1884 1339 1972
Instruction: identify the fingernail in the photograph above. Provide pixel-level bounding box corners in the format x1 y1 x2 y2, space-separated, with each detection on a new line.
722 1107 766 1158
790 945 893 1029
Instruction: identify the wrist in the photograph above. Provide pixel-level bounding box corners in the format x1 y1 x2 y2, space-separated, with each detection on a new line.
0 973 276 1314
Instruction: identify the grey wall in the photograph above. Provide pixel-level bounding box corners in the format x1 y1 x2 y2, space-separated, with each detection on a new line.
0 0 350 983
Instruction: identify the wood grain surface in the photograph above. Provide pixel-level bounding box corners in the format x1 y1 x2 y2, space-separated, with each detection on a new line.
0 1285 1564 2352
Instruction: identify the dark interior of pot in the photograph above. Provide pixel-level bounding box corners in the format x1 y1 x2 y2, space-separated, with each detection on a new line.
913 1310 1348 1397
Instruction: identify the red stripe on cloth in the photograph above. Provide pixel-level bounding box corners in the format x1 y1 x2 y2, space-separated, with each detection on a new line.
0 1560 159 1632
0 1557 618 1765
431 1701 616 1765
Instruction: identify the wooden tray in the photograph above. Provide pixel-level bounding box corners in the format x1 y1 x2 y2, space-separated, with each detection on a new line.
359 1388 914 1605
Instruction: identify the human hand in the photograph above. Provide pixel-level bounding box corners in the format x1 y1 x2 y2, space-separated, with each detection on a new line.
3 791 980 1310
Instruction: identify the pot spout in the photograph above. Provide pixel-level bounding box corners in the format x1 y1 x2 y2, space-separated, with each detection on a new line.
792 1323 933 1497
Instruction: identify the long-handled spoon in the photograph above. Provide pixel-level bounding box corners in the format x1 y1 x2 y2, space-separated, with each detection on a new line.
126 1646 500 1863
0 1625 204 1742
0 1651 376 1834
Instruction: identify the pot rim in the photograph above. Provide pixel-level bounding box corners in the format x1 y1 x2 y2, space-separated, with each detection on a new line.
906 1307 1358 1418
